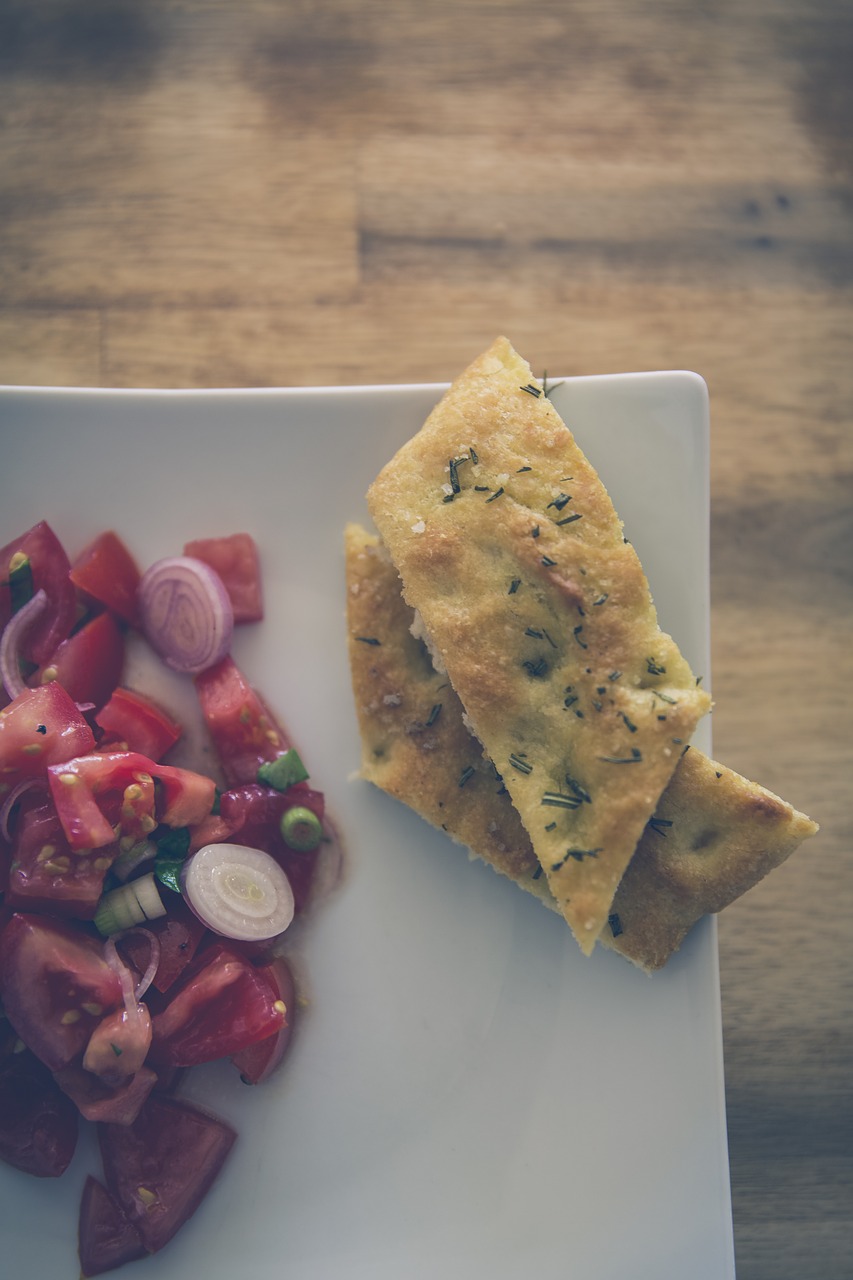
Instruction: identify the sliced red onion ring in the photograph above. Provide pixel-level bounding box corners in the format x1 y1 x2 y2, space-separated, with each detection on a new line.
0 776 46 842
0 588 47 700
182 843 295 942
138 556 233 675
104 928 162 1004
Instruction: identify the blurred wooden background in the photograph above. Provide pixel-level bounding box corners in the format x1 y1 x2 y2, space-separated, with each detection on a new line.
1 2 850 1275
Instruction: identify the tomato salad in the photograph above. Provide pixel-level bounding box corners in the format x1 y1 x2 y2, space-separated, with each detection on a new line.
0 523 336 1276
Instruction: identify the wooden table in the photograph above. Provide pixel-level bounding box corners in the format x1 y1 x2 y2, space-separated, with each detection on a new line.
1 3 850 1275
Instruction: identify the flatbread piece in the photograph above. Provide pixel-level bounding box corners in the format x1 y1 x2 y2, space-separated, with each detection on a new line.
345 523 819 970
366 337 712 952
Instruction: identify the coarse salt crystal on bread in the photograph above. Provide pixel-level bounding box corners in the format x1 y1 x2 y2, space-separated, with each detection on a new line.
366 337 712 953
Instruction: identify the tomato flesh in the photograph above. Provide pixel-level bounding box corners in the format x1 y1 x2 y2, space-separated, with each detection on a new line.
149 943 286 1067
183 533 263 623
70 530 141 628
194 656 291 785
0 1029 79 1178
6 796 115 919
78 1175 147 1277
117 897 209 994
231 956 296 1084
47 750 217 851
0 682 96 788
34 611 125 712
98 1095 237 1255
0 913 123 1072
0 521 76 666
96 687 182 762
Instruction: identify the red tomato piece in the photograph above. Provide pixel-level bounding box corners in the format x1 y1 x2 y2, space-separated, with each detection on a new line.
95 687 182 761
0 682 95 787
6 796 116 919
0 521 76 666
69 530 141 627
0 914 123 1072
47 751 216 851
194 656 291 785
54 1064 157 1127
34 611 125 712
117 897 208 994
230 956 296 1084
0 1030 79 1178
182 532 263 623
149 942 286 1067
78 1176 147 1277
98 1095 237 1255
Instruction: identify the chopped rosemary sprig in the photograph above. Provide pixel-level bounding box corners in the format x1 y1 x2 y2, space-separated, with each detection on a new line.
541 791 582 809
469 447 479 464
516 465 532 473
448 458 461 493
509 753 533 775
525 627 543 639
593 594 609 606
531 525 540 538
458 766 475 788
608 670 622 681
556 512 582 526
599 749 643 764
619 712 638 733
541 555 557 567
426 703 442 726
355 636 381 646
547 493 571 512
522 657 549 678
646 657 666 675
648 816 673 836
551 847 602 871
572 625 587 648
508 578 521 594
485 487 504 503
608 912 623 938
519 383 542 397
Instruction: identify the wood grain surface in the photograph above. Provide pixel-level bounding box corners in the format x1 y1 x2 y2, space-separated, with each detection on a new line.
1 2 850 1276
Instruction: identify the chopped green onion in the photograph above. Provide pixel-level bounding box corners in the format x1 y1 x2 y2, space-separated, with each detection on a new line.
95 873 166 936
257 749 309 791
280 806 323 852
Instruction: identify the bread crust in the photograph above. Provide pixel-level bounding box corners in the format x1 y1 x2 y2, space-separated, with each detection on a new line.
366 337 712 951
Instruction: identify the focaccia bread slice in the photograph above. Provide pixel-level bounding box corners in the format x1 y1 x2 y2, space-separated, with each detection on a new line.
366 337 712 952
345 523 819 971
345 522 554 909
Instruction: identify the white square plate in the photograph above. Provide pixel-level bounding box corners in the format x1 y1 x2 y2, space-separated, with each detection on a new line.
0 370 733 1280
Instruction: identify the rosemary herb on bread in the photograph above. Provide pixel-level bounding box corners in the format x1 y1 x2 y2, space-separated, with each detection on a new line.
366 337 712 953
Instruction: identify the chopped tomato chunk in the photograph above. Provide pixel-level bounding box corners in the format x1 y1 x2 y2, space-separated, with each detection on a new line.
0 521 76 666
98 1095 237 1255
194 655 290 784
6 796 116 919
183 532 263 623
96 687 182 761
34 610 125 711
47 750 216 851
149 943 286 1067
0 1029 79 1177
70 530 141 627
78 1176 147 1276
0 683 96 789
0 914 123 1072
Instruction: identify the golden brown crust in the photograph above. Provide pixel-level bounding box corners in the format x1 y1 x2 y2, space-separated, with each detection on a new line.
345 523 819 971
604 749 818 968
366 337 712 952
